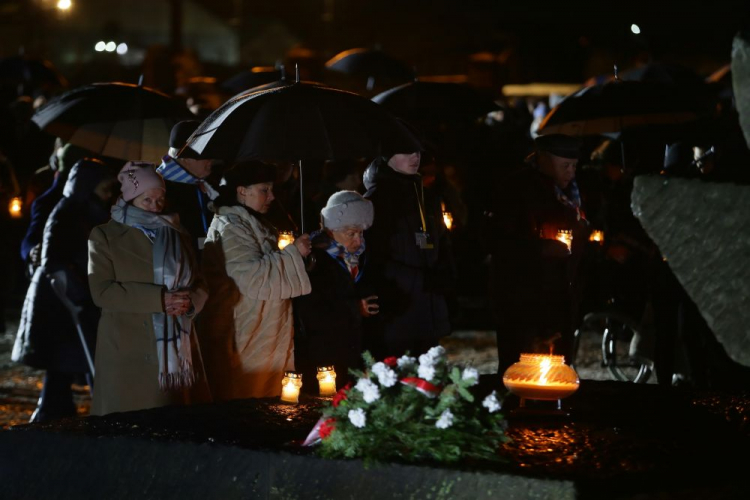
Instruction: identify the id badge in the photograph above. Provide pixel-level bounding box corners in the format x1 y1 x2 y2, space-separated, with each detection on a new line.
415 231 434 249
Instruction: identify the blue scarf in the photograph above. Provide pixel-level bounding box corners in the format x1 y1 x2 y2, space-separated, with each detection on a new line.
314 230 366 282
554 180 586 222
157 155 200 184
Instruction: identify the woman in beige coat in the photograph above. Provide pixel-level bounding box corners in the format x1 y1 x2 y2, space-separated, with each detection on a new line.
199 160 312 401
88 162 208 415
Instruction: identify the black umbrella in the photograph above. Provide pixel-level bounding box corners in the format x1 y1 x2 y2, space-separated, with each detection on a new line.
371 81 500 122
219 67 283 96
326 48 414 85
186 81 422 231
536 80 716 137
32 82 193 162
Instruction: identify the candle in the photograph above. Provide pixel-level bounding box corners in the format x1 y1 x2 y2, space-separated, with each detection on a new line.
8 197 22 219
555 229 573 252
589 230 604 244
442 211 454 230
503 354 580 401
278 231 295 250
316 366 337 397
280 371 302 404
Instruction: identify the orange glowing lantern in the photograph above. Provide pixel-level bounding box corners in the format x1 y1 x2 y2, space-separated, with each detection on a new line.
589 230 604 244
280 371 303 404
555 229 573 252
278 231 295 250
316 366 337 396
441 202 453 230
8 197 22 219
503 354 580 407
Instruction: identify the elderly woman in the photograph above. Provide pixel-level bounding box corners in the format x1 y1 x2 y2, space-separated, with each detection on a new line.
199 160 312 401
294 191 379 389
87 162 209 415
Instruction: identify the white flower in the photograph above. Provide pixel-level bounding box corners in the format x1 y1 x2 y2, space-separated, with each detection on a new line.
371 362 398 388
482 391 502 413
348 408 366 428
397 355 417 370
435 409 454 429
417 363 436 381
355 378 381 403
426 345 446 360
461 367 479 385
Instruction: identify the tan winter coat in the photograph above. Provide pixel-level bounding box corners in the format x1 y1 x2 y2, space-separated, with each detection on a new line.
87 220 209 415
198 205 311 400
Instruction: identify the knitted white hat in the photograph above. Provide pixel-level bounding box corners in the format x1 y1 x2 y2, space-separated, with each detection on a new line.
321 190 374 230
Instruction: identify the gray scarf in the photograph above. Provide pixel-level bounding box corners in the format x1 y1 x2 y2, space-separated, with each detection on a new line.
111 197 197 390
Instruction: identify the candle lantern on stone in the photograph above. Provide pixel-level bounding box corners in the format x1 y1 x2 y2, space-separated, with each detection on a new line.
555 229 573 252
316 366 337 396
502 354 580 411
278 231 295 250
280 371 303 404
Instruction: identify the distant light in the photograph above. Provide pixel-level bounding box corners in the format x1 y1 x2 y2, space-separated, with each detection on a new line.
95 41 106 52
57 0 72 11
105 41 116 52
631 24 641 35
116 43 128 55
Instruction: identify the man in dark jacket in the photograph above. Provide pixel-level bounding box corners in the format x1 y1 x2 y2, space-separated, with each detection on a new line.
156 120 220 253
488 134 589 375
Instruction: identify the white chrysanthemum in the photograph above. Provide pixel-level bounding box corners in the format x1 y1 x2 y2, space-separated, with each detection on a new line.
417 363 436 381
435 409 454 429
461 367 479 385
355 377 381 403
348 408 366 428
482 391 502 413
426 345 446 360
397 355 417 370
371 362 398 388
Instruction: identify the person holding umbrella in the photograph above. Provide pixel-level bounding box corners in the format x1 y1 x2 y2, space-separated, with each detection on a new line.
198 160 312 401
87 162 209 415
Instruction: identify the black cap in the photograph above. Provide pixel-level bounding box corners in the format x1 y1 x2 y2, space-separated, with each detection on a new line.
223 160 278 187
170 120 202 159
534 134 582 159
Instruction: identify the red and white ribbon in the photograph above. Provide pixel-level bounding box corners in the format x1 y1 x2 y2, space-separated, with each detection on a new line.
400 377 442 398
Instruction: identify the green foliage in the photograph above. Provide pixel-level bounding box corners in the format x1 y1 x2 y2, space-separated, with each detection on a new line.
314 348 510 464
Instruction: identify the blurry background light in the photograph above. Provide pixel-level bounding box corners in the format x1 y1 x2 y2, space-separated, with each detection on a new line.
95 41 106 52
116 43 128 55
631 24 641 34
56 0 72 11
105 41 116 52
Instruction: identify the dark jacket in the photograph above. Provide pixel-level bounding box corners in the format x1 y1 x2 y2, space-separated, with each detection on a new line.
163 179 213 253
20 172 66 264
362 158 453 358
294 231 373 387
13 159 111 372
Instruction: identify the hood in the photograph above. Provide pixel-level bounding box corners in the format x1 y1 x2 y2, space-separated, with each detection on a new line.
62 158 112 201
363 156 420 192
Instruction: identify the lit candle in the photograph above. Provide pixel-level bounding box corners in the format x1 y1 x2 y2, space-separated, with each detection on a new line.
280 371 302 404
502 353 580 401
442 211 454 230
589 230 604 244
555 229 573 252
8 197 22 219
278 231 295 250
316 366 337 397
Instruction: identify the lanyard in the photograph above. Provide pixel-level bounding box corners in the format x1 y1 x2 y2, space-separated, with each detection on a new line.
413 182 428 232
196 186 208 233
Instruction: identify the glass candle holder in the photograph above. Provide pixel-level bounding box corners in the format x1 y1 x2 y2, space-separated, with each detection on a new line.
555 229 573 251
8 197 22 219
502 354 580 402
280 371 303 404
278 231 295 250
316 366 337 397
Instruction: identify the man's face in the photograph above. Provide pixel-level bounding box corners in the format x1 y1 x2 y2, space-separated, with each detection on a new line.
539 152 577 189
179 158 213 179
388 152 421 175
330 226 364 253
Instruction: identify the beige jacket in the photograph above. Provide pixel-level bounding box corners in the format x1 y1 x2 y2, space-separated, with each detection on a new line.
198 205 311 400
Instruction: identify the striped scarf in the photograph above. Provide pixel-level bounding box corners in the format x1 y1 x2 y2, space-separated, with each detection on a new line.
157 155 219 200
555 179 586 222
317 230 366 282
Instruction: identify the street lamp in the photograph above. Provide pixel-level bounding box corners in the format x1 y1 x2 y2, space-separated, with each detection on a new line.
56 0 72 11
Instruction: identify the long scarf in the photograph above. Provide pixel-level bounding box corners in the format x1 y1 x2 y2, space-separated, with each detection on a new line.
554 180 587 223
315 230 366 282
111 198 197 390
157 155 220 200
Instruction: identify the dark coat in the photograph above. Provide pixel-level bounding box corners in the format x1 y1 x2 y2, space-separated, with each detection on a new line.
13 160 111 373
163 179 213 253
294 232 373 387
20 172 66 264
362 158 453 358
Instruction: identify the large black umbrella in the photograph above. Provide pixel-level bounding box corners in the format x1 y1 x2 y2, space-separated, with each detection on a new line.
219 67 283 96
186 81 422 231
536 80 716 137
371 81 500 122
325 48 414 87
32 82 193 163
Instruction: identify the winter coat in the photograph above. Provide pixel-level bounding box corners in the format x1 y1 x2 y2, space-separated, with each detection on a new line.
294 232 373 388
13 159 112 373
163 179 213 252
20 171 66 264
87 219 209 415
363 158 453 358
198 205 311 400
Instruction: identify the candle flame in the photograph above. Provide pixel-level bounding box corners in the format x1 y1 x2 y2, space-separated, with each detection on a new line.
556 230 573 251
589 230 604 243
9 197 22 219
538 357 551 385
278 232 295 250
442 211 453 230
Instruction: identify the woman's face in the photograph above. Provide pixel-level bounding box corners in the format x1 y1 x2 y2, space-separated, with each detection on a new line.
388 152 421 175
238 182 275 213
132 188 166 213
330 226 364 253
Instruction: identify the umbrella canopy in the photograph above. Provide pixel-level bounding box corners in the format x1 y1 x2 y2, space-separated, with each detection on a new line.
220 67 283 96
325 48 414 82
32 82 193 162
187 81 422 163
371 81 500 122
536 80 716 137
